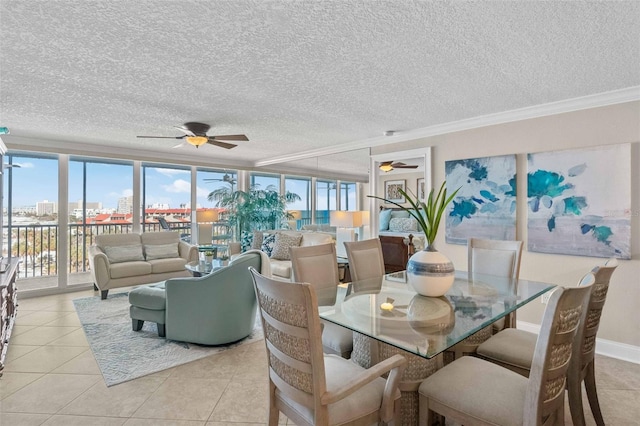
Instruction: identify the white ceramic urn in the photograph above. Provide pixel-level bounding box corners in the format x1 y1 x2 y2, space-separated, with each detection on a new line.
406 245 455 297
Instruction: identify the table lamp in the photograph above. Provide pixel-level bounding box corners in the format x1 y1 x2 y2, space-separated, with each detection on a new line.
196 209 219 245
330 211 364 258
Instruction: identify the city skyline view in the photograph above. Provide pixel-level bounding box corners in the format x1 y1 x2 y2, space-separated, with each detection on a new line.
4 155 350 215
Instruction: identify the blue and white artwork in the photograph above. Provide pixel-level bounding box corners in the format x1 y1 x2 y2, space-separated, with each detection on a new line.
527 144 630 259
445 155 517 245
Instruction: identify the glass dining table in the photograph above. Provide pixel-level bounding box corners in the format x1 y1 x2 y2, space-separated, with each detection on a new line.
318 270 557 360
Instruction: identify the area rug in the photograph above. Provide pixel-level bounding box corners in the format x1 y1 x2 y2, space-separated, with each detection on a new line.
73 293 263 387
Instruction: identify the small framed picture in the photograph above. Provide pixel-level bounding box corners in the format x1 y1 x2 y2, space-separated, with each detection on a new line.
384 180 406 203
417 178 425 202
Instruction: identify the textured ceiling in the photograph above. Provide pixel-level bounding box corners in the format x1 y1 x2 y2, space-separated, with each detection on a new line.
1 1 639 180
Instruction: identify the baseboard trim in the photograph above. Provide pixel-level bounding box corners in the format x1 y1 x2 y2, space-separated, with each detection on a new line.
517 321 640 365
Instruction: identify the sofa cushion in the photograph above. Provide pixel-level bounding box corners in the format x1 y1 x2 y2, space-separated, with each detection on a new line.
390 210 410 219
104 245 145 264
240 231 253 252
300 232 333 247
389 217 418 232
261 233 277 257
148 257 187 274
271 232 303 260
96 233 141 249
379 209 392 231
144 242 179 260
140 231 181 246
270 259 292 278
251 230 265 250
110 261 152 279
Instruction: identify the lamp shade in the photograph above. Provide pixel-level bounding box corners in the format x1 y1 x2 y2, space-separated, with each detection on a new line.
330 211 355 228
196 209 219 223
352 211 370 227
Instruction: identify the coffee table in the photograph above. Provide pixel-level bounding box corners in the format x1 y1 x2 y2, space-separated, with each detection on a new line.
185 261 223 277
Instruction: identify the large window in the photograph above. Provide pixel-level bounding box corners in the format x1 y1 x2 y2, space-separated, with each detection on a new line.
285 176 311 228
250 172 280 192
4 154 59 289
315 179 337 224
340 181 357 211
68 159 133 281
142 164 191 233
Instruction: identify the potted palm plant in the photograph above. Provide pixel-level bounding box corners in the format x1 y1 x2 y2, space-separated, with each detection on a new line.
369 181 460 297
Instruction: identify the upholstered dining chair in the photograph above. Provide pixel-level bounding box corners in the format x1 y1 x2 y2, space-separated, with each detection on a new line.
345 238 444 425
447 238 523 360
290 243 353 359
249 268 407 426
476 259 618 426
344 238 386 281
418 274 594 426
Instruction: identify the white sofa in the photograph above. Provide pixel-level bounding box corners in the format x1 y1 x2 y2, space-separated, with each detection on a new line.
229 230 335 281
89 231 198 299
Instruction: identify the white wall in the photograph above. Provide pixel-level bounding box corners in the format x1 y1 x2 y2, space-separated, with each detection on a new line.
371 101 640 355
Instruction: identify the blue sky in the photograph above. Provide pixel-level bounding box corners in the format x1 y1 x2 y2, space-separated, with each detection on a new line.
5 155 338 212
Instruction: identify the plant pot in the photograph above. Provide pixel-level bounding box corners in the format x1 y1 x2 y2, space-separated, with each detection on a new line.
406 245 455 297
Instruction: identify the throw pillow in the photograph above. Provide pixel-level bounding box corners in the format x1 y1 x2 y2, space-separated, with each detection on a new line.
103 245 145 264
144 243 179 260
270 232 303 260
390 210 410 219
379 209 392 231
240 231 253 253
389 217 418 232
261 233 277 257
251 230 264 250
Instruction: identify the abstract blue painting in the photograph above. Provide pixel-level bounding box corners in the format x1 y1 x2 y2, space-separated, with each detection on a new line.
527 144 630 259
445 155 517 245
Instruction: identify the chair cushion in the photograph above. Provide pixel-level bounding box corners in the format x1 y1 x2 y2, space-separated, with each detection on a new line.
270 232 303 260
321 321 353 357
270 259 292 278
104 245 145 263
278 354 394 424
148 257 187 274
471 247 515 277
477 328 537 371
300 232 333 247
109 261 152 279
418 356 528 425
144 242 179 260
129 285 166 310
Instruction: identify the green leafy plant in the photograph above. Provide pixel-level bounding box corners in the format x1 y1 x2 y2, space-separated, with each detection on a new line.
369 181 460 247
203 250 215 257
208 183 301 237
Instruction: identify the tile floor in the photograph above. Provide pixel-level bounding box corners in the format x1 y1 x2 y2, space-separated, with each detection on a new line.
1 289 639 425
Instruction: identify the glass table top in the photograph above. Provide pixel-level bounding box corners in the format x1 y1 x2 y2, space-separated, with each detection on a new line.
318 270 556 359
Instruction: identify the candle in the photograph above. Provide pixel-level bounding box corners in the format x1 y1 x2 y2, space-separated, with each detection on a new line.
380 302 394 312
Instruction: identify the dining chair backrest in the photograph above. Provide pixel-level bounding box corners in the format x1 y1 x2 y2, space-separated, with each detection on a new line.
524 273 594 423
575 258 618 373
468 238 523 279
249 268 329 419
290 243 340 291
344 238 386 282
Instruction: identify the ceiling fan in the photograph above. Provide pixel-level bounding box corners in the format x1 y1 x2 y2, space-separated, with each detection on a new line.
136 122 248 149
379 161 419 172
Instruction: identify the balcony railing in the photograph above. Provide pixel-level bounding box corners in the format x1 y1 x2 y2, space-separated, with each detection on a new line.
4 222 192 279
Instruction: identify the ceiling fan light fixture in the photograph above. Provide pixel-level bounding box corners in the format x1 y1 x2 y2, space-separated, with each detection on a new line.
185 136 208 147
379 163 394 172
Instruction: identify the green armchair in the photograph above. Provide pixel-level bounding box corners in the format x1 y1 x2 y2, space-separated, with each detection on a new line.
162 250 266 345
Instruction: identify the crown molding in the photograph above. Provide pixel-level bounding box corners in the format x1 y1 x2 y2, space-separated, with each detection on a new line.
255 86 640 167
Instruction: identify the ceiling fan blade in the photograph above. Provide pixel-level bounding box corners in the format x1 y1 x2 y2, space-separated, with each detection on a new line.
393 163 418 169
173 126 196 137
137 135 184 139
380 161 393 166
207 140 237 149
172 141 188 149
210 134 249 141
